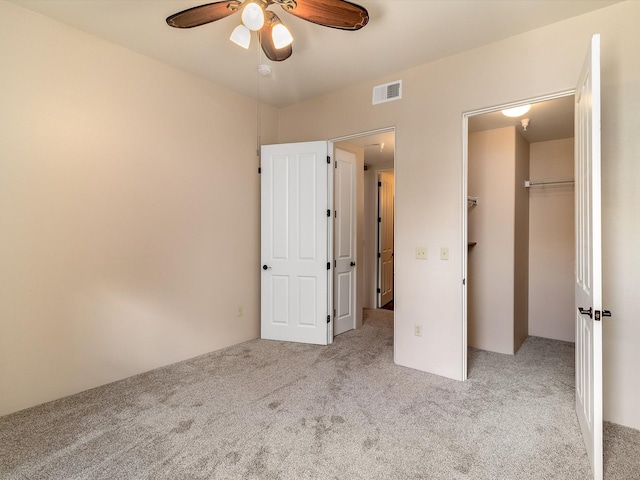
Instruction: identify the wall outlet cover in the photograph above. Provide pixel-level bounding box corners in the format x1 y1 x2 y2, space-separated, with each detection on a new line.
414 324 423 336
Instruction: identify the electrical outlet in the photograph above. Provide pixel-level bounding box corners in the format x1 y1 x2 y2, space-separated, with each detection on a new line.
414 323 422 337
237 306 243 317
415 247 428 260
440 247 449 260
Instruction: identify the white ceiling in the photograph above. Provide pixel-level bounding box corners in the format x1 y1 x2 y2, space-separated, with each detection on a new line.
10 0 619 108
336 131 395 168
469 94 575 143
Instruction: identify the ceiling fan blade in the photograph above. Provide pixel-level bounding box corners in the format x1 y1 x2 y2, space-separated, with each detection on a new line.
258 11 293 62
280 0 368 30
166 1 241 28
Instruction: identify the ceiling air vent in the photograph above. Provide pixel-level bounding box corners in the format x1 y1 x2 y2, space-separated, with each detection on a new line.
372 80 402 105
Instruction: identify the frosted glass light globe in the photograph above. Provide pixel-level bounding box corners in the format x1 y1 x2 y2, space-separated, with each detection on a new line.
242 2 265 31
272 24 293 49
230 24 251 49
501 105 531 117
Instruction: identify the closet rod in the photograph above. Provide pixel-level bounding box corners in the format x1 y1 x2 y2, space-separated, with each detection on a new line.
524 178 574 188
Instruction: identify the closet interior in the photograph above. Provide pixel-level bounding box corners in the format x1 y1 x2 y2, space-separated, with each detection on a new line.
467 95 576 355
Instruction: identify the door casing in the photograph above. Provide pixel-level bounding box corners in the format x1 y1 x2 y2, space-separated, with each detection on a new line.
461 90 575 380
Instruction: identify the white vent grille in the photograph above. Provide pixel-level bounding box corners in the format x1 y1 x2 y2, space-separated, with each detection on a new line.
372 80 402 105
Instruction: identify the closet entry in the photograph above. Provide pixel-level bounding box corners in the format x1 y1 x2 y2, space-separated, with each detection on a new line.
466 94 576 355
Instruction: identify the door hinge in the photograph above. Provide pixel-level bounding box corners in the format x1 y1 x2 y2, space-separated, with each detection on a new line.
334 260 337 268
378 181 382 187
327 156 331 164
327 315 330 324
463 278 466 285
377 252 381 258
334 161 337 169
594 309 612 321
579 307 593 318
377 288 381 293
378 217 381 223
327 209 331 217
334 210 337 218
334 309 336 317
327 262 331 270
258 167 261 174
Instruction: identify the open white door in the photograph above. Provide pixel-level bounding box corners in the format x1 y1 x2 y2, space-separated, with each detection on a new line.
575 34 604 480
261 141 330 345
378 171 394 307
333 147 357 335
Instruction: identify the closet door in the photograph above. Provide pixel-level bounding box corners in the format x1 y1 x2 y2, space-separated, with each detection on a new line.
574 34 605 480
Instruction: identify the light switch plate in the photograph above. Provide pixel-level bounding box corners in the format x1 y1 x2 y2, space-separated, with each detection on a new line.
440 247 449 260
415 247 428 260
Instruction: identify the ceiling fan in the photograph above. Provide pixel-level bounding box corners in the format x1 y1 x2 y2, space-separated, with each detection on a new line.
166 0 369 62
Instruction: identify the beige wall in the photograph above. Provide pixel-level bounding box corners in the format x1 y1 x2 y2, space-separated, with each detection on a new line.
528 138 575 342
0 2 277 416
514 131 530 352
467 126 529 355
468 127 516 355
278 2 640 429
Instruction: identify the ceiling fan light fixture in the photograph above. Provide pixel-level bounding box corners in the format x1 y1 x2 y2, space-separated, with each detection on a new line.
272 23 293 49
241 2 265 31
230 24 251 49
502 104 531 117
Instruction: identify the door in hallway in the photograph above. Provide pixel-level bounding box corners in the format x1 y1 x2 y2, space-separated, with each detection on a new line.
334 147 357 335
378 170 394 307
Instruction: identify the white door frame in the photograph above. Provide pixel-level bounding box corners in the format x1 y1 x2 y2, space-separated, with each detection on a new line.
460 91 574 380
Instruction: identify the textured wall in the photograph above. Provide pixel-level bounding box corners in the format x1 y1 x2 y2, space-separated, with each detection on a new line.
468 127 516 355
528 139 575 342
0 2 277 416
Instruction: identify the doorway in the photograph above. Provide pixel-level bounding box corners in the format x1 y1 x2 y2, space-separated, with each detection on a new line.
259 130 395 344
378 169 394 309
462 91 576 374
333 128 395 320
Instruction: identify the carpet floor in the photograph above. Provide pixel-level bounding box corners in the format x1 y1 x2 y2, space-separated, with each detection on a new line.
1 309 639 479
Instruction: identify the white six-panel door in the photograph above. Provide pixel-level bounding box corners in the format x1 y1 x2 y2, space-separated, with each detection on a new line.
575 34 603 480
378 171 394 307
261 141 330 345
333 147 357 335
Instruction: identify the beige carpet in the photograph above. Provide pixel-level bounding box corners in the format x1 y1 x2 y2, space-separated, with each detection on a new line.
1 308 639 479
